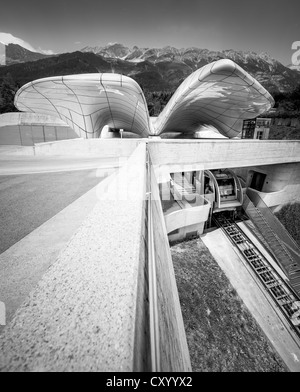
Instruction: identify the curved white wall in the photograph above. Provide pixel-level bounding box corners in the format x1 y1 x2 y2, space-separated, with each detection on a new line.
165 203 211 235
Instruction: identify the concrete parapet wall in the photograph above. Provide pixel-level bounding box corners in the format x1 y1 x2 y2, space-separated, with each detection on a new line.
150 164 192 371
235 163 300 207
148 140 300 171
165 204 210 235
0 113 78 147
0 139 141 159
0 113 70 127
0 125 78 146
0 142 150 371
0 140 192 372
252 188 292 208
257 163 300 194
34 138 141 157
0 145 35 156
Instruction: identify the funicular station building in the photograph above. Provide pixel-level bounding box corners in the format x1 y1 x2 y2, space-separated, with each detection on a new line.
0 59 300 372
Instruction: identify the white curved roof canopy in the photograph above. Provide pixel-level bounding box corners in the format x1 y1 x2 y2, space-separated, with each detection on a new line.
14 60 274 139
154 59 274 138
15 73 151 138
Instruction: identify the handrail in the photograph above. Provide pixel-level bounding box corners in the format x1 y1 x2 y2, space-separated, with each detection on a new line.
147 151 160 372
243 194 296 278
246 188 300 266
214 214 300 337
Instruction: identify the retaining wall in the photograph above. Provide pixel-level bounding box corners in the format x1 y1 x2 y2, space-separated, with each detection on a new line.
148 140 300 171
34 138 141 157
150 162 192 371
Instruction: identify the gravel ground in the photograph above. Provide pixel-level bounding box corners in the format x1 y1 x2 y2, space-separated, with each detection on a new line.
0 169 104 254
171 238 287 372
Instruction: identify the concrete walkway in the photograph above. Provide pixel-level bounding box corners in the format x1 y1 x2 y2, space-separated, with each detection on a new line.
0 181 103 334
0 143 148 372
0 151 120 334
201 228 300 372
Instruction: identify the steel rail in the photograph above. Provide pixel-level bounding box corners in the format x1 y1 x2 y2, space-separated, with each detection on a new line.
214 213 300 340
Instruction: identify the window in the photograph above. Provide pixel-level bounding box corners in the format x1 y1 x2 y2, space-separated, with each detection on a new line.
256 130 264 140
250 171 266 192
242 119 256 139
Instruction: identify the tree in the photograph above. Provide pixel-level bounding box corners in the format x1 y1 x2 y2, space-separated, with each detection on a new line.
0 73 19 114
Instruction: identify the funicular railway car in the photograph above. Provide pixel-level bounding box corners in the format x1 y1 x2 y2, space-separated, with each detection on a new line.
204 169 243 214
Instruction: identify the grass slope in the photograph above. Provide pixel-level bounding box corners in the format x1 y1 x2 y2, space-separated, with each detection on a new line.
275 202 300 247
171 238 287 372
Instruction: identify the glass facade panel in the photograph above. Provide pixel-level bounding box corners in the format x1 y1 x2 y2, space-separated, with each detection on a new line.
0 126 22 145
241 119 256 139
44 126 56 142
31 126 44 144
20 126 33 146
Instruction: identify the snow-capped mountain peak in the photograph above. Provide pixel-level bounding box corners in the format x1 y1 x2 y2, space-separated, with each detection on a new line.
0 32 38 53
0 32 56 66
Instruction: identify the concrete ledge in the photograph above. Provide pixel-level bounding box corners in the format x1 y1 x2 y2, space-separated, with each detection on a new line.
0 145 35 156
148 140 300 170
0 113 70 127
0 142 149 372
34 138 141 157
0 139 142 159
150 164 192 371
165 204 210 235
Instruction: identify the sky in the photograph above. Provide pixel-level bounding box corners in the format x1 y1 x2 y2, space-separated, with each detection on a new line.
0 0 299 65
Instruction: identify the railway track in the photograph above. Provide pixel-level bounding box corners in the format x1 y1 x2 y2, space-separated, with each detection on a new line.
214 213 300 340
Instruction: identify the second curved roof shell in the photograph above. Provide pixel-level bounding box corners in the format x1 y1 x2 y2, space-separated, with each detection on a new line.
153 59 274 138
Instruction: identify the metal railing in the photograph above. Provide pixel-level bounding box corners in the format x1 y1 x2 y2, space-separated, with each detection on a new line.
247 188 300 264
243 189 300 294
214 214 300 338
146 151 160 372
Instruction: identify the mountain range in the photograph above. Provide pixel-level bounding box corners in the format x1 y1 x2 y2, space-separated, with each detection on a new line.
81 43 300 92
1 43 50 65
0 34 299 94
0 32 39 53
